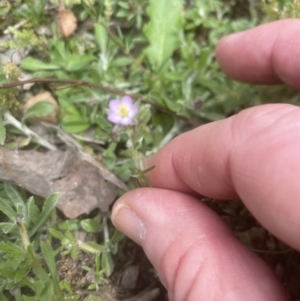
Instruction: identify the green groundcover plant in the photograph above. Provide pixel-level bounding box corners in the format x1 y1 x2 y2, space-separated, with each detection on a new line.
0 0 299 299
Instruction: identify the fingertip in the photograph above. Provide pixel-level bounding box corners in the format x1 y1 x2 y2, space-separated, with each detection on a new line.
111 199 146 246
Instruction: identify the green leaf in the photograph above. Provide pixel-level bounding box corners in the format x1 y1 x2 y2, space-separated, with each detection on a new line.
48 228 65 241
110 229 125 243
22 101 56 122
0 113 6 145
137 104 152 124
21 57 60 71
63 55 96 72
198 111 225 121
2 223 18 234
79 242 105 254
27 196 40 225
95 23 108 55
80 219 103 233
144 0 183 71
58 96 81 116
15 266 29 282
4 183 26 220
57 220 80 231
40 240 63 299
28 193 59 238
0 197 16 220
198 47 210 71
111 56 133 67
61 116 91 133
0 241 25 256
101 250 114 276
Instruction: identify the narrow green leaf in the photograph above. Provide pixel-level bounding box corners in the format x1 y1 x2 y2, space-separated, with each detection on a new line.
0 197 16 220
80 242 105 253
14 266 29 282
110 229 125 243
61 117 91 133
57 219 80 231
101 250 114 276
58 96 81 116
64 55 95 72
27 196 40 225
40 240 63 299
48 228 65 241
0 113 6 145
21 57 60 71
141 165 156 175
95 23 107 55
111 56 133 67
22 101 56 122
2 223 18 234
197 47 210 71
80 219 103 233
144 0 183 70
28 193 59 238
4 183 26 218
0 222 16 231
0 241 25 256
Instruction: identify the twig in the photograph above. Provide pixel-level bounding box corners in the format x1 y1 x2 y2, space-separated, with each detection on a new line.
0 78 200 126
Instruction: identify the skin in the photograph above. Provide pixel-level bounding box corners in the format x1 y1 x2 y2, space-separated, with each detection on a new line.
111 19 300 301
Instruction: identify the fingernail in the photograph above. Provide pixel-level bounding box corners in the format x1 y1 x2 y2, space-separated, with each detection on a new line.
111 203 146 245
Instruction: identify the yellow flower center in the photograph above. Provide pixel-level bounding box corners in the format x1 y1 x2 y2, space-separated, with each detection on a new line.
118 104 130 118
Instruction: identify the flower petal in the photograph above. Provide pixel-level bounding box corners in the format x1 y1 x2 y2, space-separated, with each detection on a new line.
109 99 121 111
121 95 133 106
107 112 122 124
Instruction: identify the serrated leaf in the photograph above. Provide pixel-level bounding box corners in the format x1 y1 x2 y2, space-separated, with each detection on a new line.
144 0 183 71
0 113 6 145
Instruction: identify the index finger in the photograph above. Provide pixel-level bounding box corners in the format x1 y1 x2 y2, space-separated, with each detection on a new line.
216 19 300 88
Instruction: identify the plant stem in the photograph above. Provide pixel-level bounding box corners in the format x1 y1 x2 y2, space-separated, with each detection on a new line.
0 78 200 127
4 110 57 150
17 215 30 250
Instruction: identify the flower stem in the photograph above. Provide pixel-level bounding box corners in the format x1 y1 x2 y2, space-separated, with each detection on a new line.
4 110 57 150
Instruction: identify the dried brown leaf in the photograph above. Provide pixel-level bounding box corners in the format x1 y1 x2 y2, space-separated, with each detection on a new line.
0 139 128 218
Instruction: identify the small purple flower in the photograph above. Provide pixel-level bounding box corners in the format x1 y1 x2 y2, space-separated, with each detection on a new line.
107 95 138 126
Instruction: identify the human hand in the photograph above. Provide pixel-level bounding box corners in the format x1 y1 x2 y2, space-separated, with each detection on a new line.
111 19 300 301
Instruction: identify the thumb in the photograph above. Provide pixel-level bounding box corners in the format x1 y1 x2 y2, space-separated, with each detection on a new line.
112 188 287 301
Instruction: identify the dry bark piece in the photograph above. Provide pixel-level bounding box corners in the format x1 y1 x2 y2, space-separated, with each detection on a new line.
23 92 58 124
0 124 128 218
